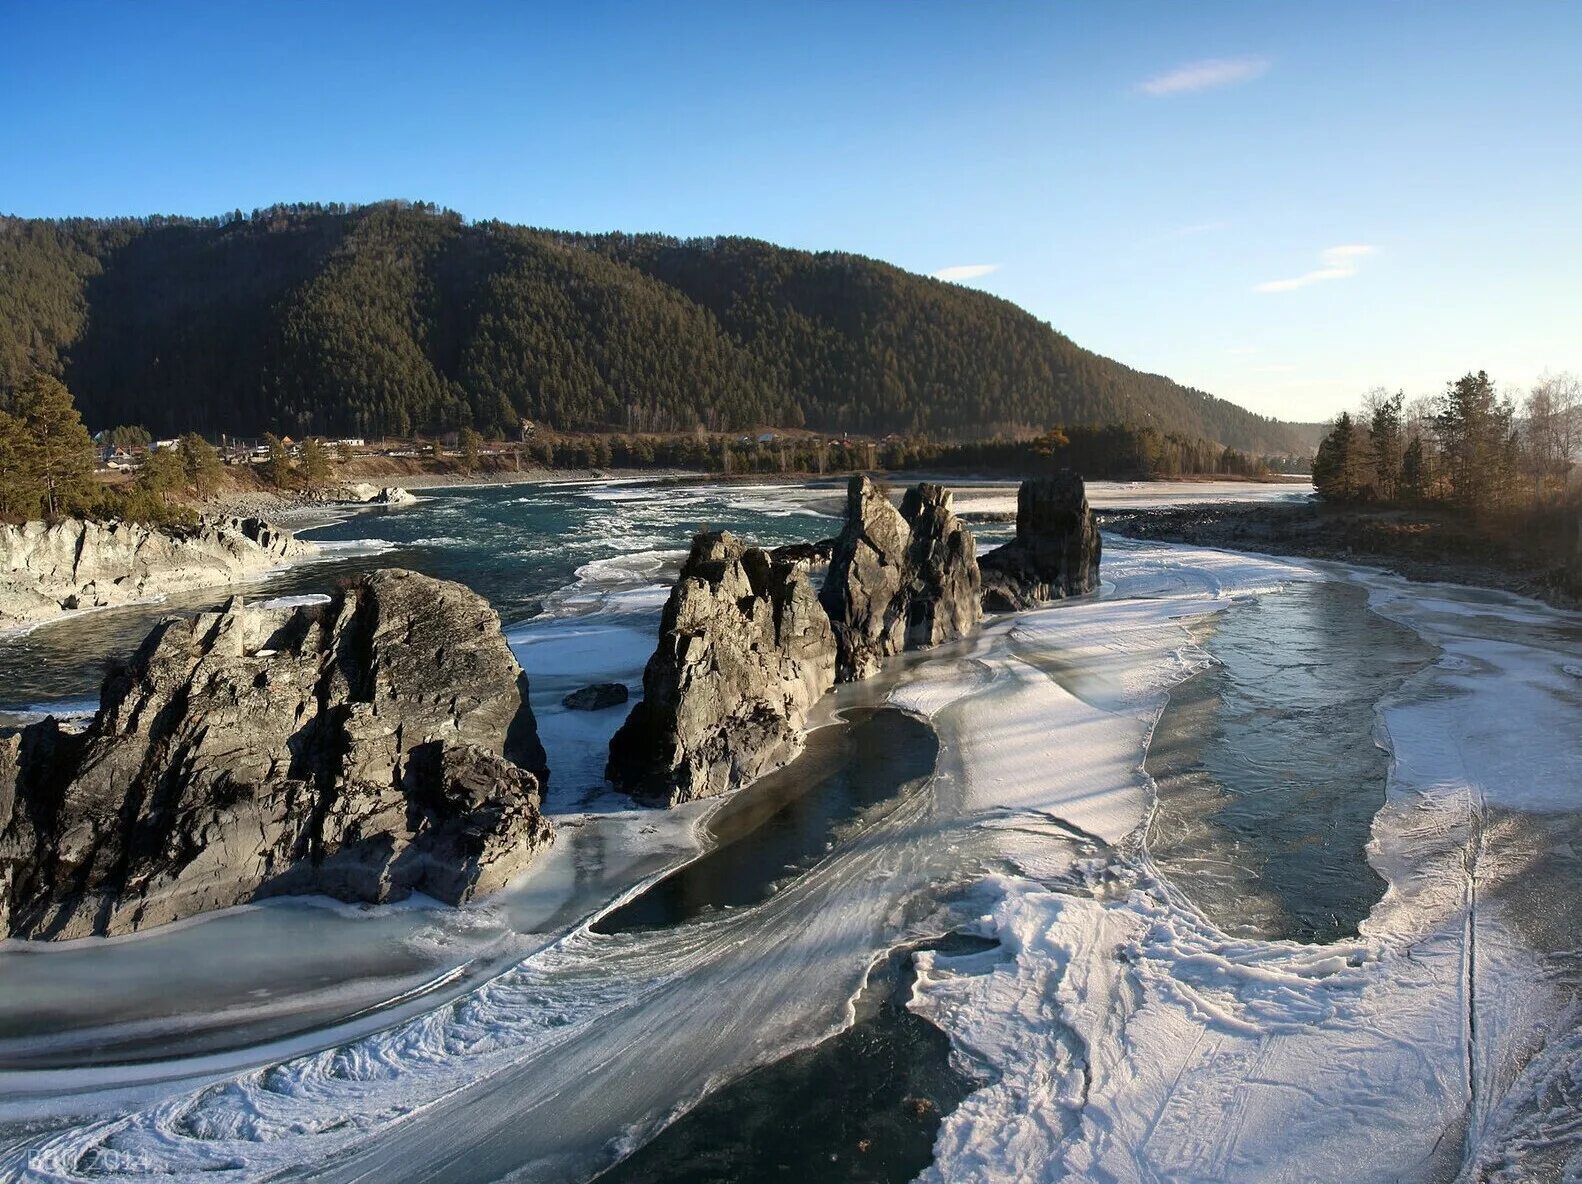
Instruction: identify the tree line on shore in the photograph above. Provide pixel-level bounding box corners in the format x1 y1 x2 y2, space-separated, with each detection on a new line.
1312 371 1581 566
1313 370 1579 510
0 370 1301 526
0 202 1309 455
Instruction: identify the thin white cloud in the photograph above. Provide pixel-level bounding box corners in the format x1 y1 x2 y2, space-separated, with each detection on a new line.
1139 57 1270 97
1252 364 1299 374
933 263 999 282
1255 244 1377 293
1225 346 1260 356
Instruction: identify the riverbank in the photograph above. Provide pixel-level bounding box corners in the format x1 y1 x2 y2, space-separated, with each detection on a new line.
0 515 320 635
1102 500 1582 610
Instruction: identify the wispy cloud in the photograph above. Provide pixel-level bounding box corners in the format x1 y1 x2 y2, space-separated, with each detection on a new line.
1225 346 1260 356
923 262 999 281
1255 244 1377 293
933 263 999 283
1139 57 1270 97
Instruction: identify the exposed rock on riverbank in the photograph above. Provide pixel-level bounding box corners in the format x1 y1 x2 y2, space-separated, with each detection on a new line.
606 533 836 806
610 475 988 803
820 476 913 681
330 483 418 507
979 472 1101 610
0 569 552 940
900 482 982 649
819 477 982 680
0 516 319 632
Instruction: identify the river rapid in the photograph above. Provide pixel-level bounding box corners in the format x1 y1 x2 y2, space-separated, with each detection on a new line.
2 477 1578 1183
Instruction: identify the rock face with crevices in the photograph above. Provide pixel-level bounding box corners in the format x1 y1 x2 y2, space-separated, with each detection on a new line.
0 515 319 632
979 472 1102 611
609 478 986 806
0 568 551 940
606 532 836 805
819 475 912 681
899 482 982 651
821 476 982 680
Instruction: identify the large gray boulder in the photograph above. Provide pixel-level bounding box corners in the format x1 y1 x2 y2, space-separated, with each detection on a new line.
606 532 836 806
821 476 982 680
979 472 1102 611
0 569 552 940
563 682 629 711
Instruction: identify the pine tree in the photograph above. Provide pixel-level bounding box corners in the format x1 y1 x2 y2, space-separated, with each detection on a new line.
14 371 95 518
458 426 482 474
107 425 152 451
1367 390 1404 502
0 410 37 521
299 438 332 485
1401 436 1426 499
260 433 292 489
137 446 185 505
1313 411 1374 502
179 433 225 498
1435 371 1514 508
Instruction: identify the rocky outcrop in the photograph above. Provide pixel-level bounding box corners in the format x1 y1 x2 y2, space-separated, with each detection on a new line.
0 516 320 632
363 485 418 506
0 569 551 940
307 483 416 507
563 682 629 711
608 478 985 806
899 483 983 650
819 476 912 680
979 472 1102 611
606 532 836 805
820 476 981 680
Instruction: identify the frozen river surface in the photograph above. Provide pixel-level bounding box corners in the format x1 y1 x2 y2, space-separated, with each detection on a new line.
1 477 1578 1183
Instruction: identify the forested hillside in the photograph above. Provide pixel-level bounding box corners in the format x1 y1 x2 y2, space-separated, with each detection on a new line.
0 201 1306 451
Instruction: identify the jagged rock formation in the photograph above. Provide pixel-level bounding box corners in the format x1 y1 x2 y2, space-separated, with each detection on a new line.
900 483 983 650
820 476 981 680
609 478 985 805
0 569 551 940
819 476 912 681
979 472 1102 611
606 532 836 805
0 515 319 632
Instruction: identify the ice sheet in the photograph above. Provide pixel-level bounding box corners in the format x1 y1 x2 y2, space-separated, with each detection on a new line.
905 544 1582 1184
4 537 1577 1184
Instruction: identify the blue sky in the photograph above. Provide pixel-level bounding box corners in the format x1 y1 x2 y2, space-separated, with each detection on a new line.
5 1 1578 421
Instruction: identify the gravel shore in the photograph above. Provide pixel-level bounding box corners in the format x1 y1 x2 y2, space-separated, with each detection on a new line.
1102 501 1582 611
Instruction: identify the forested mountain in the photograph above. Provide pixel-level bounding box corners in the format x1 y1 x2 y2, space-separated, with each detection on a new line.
0 201 1306 452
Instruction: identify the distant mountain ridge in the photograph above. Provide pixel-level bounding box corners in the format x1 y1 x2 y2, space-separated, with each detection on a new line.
0 201 1308 453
